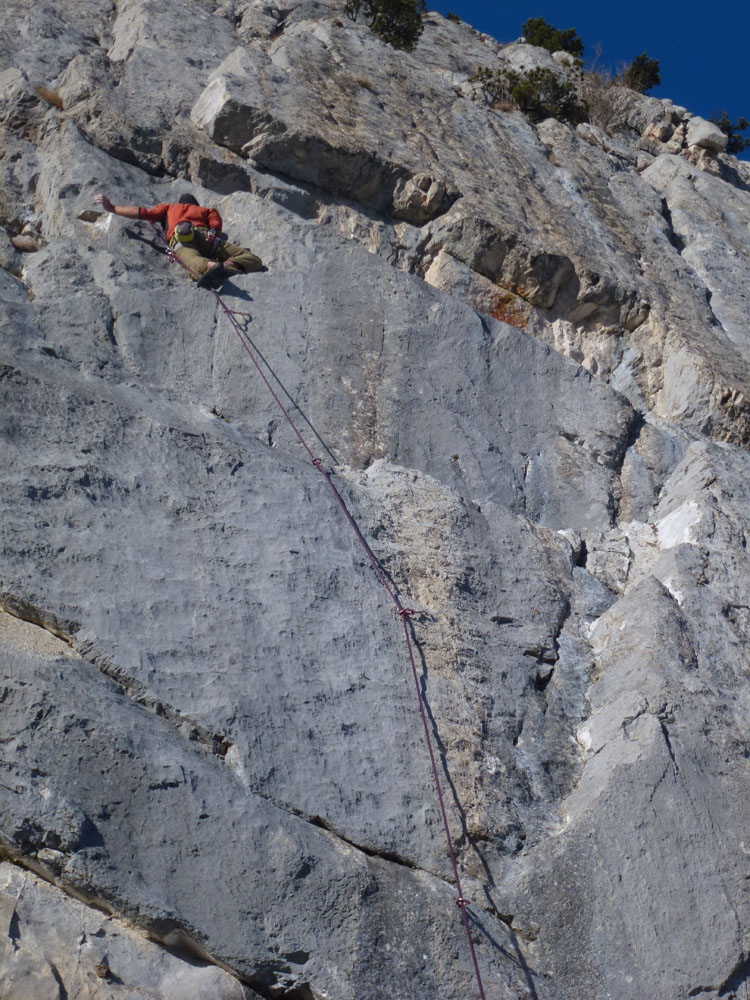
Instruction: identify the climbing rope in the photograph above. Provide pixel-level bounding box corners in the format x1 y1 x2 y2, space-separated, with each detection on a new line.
148 222 488 999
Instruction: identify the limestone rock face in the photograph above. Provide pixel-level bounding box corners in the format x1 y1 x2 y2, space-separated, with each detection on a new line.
2 2 750 999
0 862 250 1000
685 114 728 152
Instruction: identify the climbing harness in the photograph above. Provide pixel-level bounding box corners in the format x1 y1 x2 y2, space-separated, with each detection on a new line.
169 222 220 258
147 221 488 999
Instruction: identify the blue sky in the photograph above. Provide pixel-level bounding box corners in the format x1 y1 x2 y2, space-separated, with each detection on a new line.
430 0 750 127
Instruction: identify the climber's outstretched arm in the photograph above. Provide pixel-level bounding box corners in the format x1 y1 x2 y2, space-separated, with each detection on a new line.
94 194 141 219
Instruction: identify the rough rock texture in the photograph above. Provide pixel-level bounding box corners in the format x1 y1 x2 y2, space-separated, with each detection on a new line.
1 2 750 999
0 861 253 1000
686 115 728 153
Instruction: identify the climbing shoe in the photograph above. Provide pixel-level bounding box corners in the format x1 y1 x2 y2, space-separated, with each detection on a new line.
197 262 231 288
198 264 227 288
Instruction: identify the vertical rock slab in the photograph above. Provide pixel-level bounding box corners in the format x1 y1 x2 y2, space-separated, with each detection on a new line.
0 635 538 999
504 575 750 999
4 0 750 997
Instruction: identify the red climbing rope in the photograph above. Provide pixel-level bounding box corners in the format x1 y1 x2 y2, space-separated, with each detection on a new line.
148 223 488 999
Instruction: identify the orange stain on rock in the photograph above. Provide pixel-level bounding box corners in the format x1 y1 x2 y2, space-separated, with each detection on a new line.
487 291 531 329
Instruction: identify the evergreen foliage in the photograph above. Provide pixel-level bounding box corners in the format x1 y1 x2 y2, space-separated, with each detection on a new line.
471 65 588 126
521 16 583 58
622 53 661 93
344 0 426 51
710 111 750 154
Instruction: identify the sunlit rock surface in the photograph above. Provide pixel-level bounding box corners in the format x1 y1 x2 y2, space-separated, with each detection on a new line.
2 1 750 998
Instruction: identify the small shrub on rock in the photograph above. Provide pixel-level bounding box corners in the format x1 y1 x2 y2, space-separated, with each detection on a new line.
581 70 637 132
710 111 750 155
344 0 426 51
621 53 660 94
579 47 657 132
471 65 587 126
512 67 587 125
521 16 583 58
470 66 515 109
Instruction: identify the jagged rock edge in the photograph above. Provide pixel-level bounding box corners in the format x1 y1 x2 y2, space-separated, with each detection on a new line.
0 843 269 997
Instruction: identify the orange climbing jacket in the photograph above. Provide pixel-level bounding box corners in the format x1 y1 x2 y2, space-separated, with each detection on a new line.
137 203 223 241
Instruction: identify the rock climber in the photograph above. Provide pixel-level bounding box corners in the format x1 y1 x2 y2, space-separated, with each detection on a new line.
94 192 266 288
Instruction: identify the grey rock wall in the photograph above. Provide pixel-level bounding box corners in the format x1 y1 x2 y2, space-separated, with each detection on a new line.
2 1 750 998
0 857 252 1000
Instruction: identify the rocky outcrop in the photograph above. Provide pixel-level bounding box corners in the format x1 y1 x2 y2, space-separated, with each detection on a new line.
2 1 750 998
